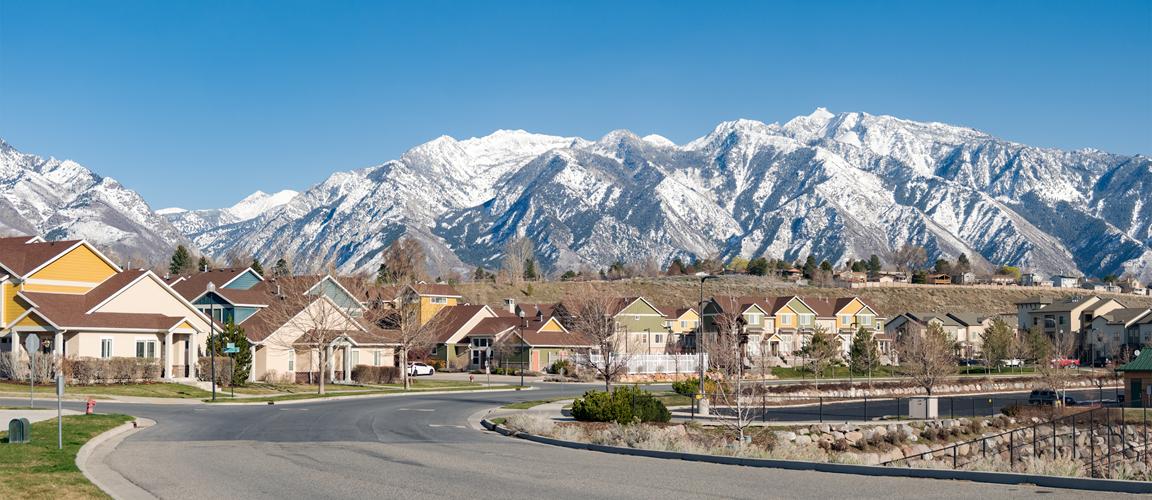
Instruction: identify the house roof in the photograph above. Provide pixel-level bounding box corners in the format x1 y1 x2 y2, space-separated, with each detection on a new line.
905 312 962 328
946 312 986 327
17 269 197 331
1083 299 1123 314
171 268 253 299
0 237 86 276
408 283 462 298
710 296 768 315
1015 296 1053 305
1036 296 1099 313
1095 308 1150 326
1117 349 1152 372
610 296 665 317
429 305 489 343
798 296 838 316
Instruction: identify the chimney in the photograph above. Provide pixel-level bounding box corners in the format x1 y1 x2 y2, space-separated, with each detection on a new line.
504 298 516 315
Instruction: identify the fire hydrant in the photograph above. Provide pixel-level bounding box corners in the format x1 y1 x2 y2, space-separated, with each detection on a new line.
85 397 96 415
469 374 475 383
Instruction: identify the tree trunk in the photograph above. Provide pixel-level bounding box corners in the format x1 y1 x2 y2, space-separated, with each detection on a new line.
318 348 326 395
401 348 410 391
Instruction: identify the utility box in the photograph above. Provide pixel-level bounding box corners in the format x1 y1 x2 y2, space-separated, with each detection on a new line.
8 418 31 444
908 397 939 419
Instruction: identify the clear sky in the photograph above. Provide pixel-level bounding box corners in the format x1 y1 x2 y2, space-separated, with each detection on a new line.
1 0 1149 209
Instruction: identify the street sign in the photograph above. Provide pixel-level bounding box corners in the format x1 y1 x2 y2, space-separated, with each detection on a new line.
226 342 235 350
223 347 240 354
26 334 39 409
24 333 39 353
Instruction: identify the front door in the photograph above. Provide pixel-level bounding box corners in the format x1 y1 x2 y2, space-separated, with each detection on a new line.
1132 379 1142 408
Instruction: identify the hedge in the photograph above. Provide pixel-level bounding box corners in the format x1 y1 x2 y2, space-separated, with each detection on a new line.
570 385 671 424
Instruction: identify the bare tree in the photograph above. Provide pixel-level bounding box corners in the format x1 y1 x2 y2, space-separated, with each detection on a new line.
501 236 534 285
892 244 928 273
705 307 758 443
257 275 362 395
377 237 427 285
567 287 632 391
1031 326 1078 404
798 325 839 388
897 321 956 396
357 285 446 390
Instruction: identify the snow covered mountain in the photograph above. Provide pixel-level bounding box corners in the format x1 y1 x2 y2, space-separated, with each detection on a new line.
180 110 1151 282
158 189 298 235
0 139 190 265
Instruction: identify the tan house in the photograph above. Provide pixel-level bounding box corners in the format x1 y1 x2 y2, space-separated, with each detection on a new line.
1085 308 1151 364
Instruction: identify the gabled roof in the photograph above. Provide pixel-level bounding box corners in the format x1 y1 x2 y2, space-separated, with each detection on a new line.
429 305 490 343
1117 349 1152 372
1094 308 1150 326
16 269 206 332
0 237 121 277
904 312 963 328
406 283 463 298
709 296 769 316
1036 296 1099 313
610 296 665 317
1083 299 1124 314
946 312 986 327
798 296 838 317
1015 296 1053 305
171 268 252 300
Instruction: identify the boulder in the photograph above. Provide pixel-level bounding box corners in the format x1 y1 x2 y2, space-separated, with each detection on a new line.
795 435 812 446
846 431 864 443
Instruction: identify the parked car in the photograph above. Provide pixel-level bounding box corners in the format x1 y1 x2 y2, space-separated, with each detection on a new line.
407 362 435 376
1000 358 1024 367
959 358 986 367
1028 389 1080 406
1051 358 1080 368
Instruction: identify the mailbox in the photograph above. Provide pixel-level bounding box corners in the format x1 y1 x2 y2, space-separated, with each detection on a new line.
8 418 31 444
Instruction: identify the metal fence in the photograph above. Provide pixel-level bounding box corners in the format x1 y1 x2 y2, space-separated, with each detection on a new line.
571 354 708 374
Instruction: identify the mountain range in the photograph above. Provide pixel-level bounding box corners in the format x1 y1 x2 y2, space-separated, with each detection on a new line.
1 109 1149 282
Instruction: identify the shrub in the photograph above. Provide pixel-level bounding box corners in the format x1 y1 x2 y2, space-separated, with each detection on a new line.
504 413 555 435
197 358 234 386
672 377 718 396
352 364 400 384
549 359 572 375
571 386 671 424
109 357 137 383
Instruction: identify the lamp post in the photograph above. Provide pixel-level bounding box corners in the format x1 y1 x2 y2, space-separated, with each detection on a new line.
206 282 217 402
696 273 717 397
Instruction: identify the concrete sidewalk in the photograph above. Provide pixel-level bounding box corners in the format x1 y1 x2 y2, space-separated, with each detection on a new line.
0 408 80 424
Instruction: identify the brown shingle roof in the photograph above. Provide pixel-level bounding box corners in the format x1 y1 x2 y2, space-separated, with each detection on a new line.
409 283 462 297
21 270 190 331
429 305 489 343
0 238 85 276
798 296 837 317
171 268 252 300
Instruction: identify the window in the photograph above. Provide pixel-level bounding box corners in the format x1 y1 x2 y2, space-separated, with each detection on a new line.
1058 316 1065 325
100 338 113 359
859 315 872 326
799 314 814 326
654 334 663 344
747 314 761 326
373 350 381 365
680 320 687 329
781 315 793 326
288 357 295 371
430 296 448 304
840 315 852 325
135 340 156 359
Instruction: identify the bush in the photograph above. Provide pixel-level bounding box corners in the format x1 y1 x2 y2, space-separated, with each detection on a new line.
352 364 400 384
672 377 719 397
571 386 671 424
549 359 572 375
197 357 234 387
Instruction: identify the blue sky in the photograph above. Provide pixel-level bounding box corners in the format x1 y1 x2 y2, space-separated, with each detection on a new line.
1 0 1149 209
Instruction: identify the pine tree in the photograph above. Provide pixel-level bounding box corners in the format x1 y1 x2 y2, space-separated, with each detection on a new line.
799 326 839 383
802 255 817 279
955 253 971 274
934 258 952 274
473 266 487 281
250 258 265 276
273 258 290 277
523 259 537 280
849 326 879 377
197 256 210 272
851 260 866 272
819 260 833 272
207 321 252 387
560 270 578 281
867 254 882 275
747 257 770 276
169 245 193 275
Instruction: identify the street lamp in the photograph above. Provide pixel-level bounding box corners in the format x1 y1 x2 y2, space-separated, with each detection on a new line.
696 272 717 397
206 282 217 402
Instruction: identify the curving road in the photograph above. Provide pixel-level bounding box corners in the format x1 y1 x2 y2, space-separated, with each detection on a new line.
3 387 1139 499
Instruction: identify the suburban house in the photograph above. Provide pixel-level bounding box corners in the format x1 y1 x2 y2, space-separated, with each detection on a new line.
1085 308 1151 364
927 274 952 285
953 272 977 285
464 313 592 372
885 312 971 356
700 296 772 356
0 236 210 381
426 304 499 370
660 306 699 354
945 313 995 358
1052 275 1082 288
603 296 669 355
171 269 397 383
1014 297 1051 330
402 283 464 326
1020 273 1051 287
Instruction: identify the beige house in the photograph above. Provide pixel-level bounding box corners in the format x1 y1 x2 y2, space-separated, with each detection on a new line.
1085 308 1151 364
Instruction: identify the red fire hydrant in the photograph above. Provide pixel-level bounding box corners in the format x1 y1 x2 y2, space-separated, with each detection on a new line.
469 374 475 383
85 397 96 415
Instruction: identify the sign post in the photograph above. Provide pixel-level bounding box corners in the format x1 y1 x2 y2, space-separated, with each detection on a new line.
56 373 64 449
25 334 39 409
223 343 239 398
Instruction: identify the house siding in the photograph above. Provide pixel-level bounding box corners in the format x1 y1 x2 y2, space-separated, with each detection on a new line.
225 271 261 290
26 245 117 285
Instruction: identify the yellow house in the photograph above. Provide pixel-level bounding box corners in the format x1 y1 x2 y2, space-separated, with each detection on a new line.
1 235 211 381
401 283 463 325
663 306 700 353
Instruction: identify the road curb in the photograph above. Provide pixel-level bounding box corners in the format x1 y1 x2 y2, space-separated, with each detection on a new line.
77 417 158 500
207 385 538 406
480 419 1152 494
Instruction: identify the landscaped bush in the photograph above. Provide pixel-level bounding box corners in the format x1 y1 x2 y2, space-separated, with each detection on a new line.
197 357 234 386
571 385 671 424
352 364 399 384
548 359 572 375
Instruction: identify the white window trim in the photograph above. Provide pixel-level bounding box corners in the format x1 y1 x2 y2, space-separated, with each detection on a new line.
100 337 114 359
134 338 157 359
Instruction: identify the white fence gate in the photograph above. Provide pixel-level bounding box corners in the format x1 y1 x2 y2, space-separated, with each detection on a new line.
570 354 708 374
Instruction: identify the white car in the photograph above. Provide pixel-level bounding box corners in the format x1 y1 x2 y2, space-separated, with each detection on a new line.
407 362 435 376
1001 358 1024 367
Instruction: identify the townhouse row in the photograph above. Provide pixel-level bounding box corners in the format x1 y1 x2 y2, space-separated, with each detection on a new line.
1016 295 1152 364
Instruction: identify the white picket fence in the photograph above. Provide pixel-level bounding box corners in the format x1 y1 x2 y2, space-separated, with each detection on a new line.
570 353 707 374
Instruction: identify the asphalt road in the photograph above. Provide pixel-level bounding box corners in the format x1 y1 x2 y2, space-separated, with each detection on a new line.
1 386 1139 499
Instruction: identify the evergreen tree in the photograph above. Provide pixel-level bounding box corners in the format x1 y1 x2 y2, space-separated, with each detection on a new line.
560 270 578 281
250 258 265 276
867 254 882 275
955 253 971 274
273 258 290 277
849 326 880 377
851 260 866 272
799 326 839 381
473 266 488 281
169 245 194 276
802 255 817 279
819 260 833 272
197 255 210 272
207 321 252 387
980 317 1015 371
934 258 953 274
746 257 770 276
523 259 538 280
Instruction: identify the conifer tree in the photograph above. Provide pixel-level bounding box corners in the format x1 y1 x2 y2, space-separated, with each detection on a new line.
169 245 194 275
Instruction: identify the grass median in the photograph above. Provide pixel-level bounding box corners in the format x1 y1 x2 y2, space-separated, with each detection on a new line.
0 413 133 499
204 382 518 403
0 381 208 399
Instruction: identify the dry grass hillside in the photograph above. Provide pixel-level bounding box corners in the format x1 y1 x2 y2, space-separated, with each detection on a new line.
455 276 1152 317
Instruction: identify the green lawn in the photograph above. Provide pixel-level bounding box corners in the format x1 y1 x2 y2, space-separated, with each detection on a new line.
0 414 132 499
0 381 211 399
650 391 693 407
